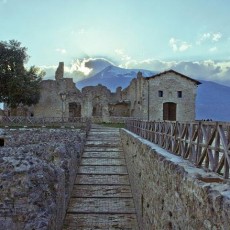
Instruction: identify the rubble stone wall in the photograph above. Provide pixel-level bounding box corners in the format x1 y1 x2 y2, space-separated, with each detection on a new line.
120 128 230 230
0 128 86 230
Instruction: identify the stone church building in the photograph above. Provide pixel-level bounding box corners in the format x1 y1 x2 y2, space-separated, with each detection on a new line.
31 62 201 122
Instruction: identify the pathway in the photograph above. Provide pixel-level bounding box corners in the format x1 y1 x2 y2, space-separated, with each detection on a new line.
63 124 139 229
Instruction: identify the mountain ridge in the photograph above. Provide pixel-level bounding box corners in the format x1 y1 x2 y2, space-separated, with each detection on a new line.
76 65 156 91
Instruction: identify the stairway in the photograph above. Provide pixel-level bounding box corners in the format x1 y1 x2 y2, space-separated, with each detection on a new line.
63 124 139 229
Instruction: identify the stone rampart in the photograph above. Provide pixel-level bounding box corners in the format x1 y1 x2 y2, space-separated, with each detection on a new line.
120 128 230 230
0 129 86 230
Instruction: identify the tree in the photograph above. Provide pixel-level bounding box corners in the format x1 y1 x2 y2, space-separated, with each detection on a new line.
0 40 45 108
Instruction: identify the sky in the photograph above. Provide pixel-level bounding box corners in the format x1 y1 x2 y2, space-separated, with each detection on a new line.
1 0 230 85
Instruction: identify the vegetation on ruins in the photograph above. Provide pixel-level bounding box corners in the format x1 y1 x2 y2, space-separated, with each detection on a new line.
0 40 45 108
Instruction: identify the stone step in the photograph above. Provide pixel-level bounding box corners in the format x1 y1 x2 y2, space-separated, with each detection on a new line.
84 147 122 152
81 158 126 166
82 151 124 159
63 125 139 230
89 130 120 133
63 213 139 230
86 137 120 141
71 185 132 198
67 197 136 214
78 166 128 175
75 174 130 185
85 140 121 147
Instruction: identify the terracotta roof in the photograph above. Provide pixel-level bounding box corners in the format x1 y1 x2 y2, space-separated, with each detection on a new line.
145 69 201 85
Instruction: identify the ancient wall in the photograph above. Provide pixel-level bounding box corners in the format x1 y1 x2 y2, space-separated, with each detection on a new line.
33 79 81 118
122 76 146 119
121 128 230 229
0 128 87 230
81 85 112 120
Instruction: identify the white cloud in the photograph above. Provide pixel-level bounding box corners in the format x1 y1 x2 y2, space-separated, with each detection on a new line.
41 58 113 81
121 58 230 86
55 48 67 54
66 59 93 76
115 49 131 61
209 47 217 52
169 38 191 52
212 32 222 42
197 32 222 44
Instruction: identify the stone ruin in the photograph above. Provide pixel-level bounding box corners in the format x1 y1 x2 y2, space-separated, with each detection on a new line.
55 62 64 81
0 128 88 229
30 62 200 122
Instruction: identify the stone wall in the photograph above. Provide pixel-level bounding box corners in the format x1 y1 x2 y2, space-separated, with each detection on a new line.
34 78 81 118
0 128 87 230
147 72 197 121
120 128 230 229
122 71 198 121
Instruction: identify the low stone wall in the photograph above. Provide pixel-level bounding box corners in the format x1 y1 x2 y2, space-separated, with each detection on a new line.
0 128 87 230
120 129 230 230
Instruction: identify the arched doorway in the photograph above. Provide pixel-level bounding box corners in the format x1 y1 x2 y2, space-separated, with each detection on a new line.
92 104 102 117
69 102 81 117
163 102 176 121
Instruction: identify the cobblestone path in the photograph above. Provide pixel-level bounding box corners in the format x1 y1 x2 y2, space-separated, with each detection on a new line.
63 125 139 229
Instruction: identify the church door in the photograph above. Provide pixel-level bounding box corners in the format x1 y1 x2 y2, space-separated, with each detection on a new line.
163 102 177 121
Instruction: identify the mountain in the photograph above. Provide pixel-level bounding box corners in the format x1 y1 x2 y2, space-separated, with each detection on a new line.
76 65 230 122
196 80 230 122
76 65 156 91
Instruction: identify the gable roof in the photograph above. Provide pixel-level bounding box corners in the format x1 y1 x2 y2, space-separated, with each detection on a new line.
145 69 201 85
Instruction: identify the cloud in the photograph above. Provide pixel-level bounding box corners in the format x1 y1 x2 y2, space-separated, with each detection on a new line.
209 47 217 52
169 38 191 52
197 32 222 44
121 59 230 86
212 33 222 42
67 59 93 76
115 49 131 62
41 58 114 81
55 48 67 54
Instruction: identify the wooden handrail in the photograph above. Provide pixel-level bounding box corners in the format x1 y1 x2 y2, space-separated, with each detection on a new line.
125 119 230 179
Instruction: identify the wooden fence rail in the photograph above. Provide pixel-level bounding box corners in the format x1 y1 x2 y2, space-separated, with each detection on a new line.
125 119 230 179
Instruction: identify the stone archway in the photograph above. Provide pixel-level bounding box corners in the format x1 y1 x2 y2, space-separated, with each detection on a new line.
69 102 81 117
92 104 102 117
163 102 176 121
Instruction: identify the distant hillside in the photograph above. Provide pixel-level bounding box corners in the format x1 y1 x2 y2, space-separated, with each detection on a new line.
76 65 156 91
76 66 230 122
196 80 230 121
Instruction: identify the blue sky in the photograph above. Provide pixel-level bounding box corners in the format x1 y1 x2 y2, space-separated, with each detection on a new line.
1 0 230 85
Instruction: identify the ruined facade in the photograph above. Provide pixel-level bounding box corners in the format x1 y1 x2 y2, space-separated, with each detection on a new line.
32 63 201 121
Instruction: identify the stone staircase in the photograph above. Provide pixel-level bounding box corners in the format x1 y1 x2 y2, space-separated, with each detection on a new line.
62 124 139 229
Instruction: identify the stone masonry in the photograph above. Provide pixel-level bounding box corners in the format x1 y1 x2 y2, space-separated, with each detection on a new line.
0 128 87 230
121 128 230 230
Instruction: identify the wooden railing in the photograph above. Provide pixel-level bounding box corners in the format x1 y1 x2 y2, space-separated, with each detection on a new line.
125 119 230 178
